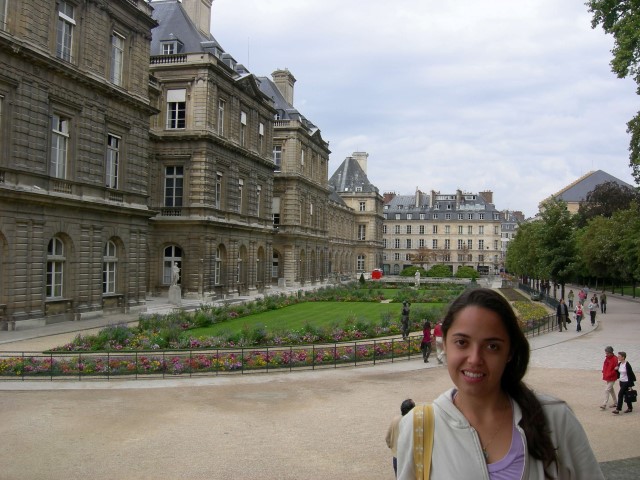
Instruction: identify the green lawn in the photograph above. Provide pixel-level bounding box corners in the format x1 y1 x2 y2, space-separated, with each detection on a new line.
189 301 443 337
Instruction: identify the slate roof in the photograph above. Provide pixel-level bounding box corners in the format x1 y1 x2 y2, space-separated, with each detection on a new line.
150 1 215 55
541 170 635 205
329 156 379 194
256 75 320 135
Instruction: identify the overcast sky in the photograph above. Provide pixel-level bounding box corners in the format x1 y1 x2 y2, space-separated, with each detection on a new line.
211 0 638 218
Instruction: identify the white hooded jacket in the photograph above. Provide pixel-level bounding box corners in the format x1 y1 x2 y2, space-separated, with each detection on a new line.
397 388 603 480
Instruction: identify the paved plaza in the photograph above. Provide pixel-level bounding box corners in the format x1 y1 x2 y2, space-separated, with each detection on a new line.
1 286 639 479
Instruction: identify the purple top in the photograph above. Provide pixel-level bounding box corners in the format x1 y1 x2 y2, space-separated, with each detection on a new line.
487 419 525 480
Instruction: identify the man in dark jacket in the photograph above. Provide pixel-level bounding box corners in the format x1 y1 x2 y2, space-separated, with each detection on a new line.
556 298 570 332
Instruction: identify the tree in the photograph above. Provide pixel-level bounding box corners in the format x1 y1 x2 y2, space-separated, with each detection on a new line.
575 181 639 227
505 220 545 281
538 198 576 298
587 1 640 184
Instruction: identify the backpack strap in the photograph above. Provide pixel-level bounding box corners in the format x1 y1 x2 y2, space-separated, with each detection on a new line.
412 404 435 480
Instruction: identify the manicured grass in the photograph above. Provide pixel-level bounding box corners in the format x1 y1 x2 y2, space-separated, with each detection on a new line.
189 301 443 337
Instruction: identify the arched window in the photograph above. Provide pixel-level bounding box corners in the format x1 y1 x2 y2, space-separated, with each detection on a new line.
103 240 117 293
163 245 182 285
46 237 65 298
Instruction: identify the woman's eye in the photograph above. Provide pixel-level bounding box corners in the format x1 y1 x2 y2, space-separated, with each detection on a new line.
487 343 499 351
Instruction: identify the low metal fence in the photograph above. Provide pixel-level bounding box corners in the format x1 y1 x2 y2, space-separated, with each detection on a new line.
0 312 557 381
0 336 424 381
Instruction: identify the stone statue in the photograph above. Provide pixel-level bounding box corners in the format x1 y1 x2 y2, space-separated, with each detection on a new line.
171 262 180 285
414 270 421 287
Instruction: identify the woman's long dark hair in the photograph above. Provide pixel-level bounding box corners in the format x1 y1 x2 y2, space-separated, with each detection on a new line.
442 288 556 478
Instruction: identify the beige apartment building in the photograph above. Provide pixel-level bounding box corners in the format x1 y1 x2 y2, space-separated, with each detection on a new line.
382 189 503 276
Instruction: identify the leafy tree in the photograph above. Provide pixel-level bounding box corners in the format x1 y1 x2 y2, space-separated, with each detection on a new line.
400 265 427 277
455 265 480 280
575 181 639 227
425 264 453 278
587 1 640 184
505 220 545 281
538 198 576 298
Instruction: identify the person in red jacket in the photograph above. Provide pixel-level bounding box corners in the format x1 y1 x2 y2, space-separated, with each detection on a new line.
600 346 618 410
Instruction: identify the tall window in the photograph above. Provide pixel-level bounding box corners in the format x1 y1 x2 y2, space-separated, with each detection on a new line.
432 239 438 249
479 226 484 234
214 247 222 285
50 114 69 178
419 225 425 235
406 239 412 249
432 225 438 234
110 33 125 86
467 226 473 235
394 239 400 249
357 255 365 271
419 239 425 248
46 237 65 298
238 178 244 213
215 172 222 208
163 245 182 285
358 224 366 240
106 134 120 188
103 241 117 294
444 239 450 249
256 185 262 217
273 145 282 169
479 240 485 250
166 89 186 129
240 111 247 146
164 166 183 207
406 225 412 234
162 42 175 55
217 99 225 135
359 201 366 212
458 239 464 249
458 225 463 234
56 1 75 61
258 122 264 152
394 225 401 234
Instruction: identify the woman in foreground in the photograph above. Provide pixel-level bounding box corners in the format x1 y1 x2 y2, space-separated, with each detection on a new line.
397 288 603 479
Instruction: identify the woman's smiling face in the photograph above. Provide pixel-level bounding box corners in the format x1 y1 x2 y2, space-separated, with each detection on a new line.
444 305 512 398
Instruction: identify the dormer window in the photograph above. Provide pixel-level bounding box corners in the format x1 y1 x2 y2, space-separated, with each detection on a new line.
161 39 183 55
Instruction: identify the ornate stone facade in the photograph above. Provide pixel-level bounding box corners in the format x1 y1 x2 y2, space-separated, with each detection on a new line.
0 0 157 326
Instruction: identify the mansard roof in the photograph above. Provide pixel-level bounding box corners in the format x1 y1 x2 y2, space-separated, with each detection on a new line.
329 156 379 194
256 76 322 137
384 190 497 215
150 1 214 55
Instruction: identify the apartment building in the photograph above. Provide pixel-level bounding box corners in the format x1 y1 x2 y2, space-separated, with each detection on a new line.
382 189 502 276
0 0 157 326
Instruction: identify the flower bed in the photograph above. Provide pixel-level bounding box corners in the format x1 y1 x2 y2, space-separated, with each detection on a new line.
0 337 423 379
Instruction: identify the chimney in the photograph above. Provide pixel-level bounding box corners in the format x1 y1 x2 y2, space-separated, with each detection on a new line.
480 190 493 204
430 190 437 208
456 189 462 208
383 192 396 204
182 0 213 38
352 151 368 174
272 69 296 106
415 187 421 208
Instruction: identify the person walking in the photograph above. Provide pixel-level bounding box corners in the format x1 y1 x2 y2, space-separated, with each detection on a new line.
396 288 603 479
420 321 432 363
588 298 598 326
613 352 636 414
600 346 618 410
556 298 569 332
434 320 445 365
600 292 607 314
386 399 415 477
574 303 583 332
567 289 574 309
